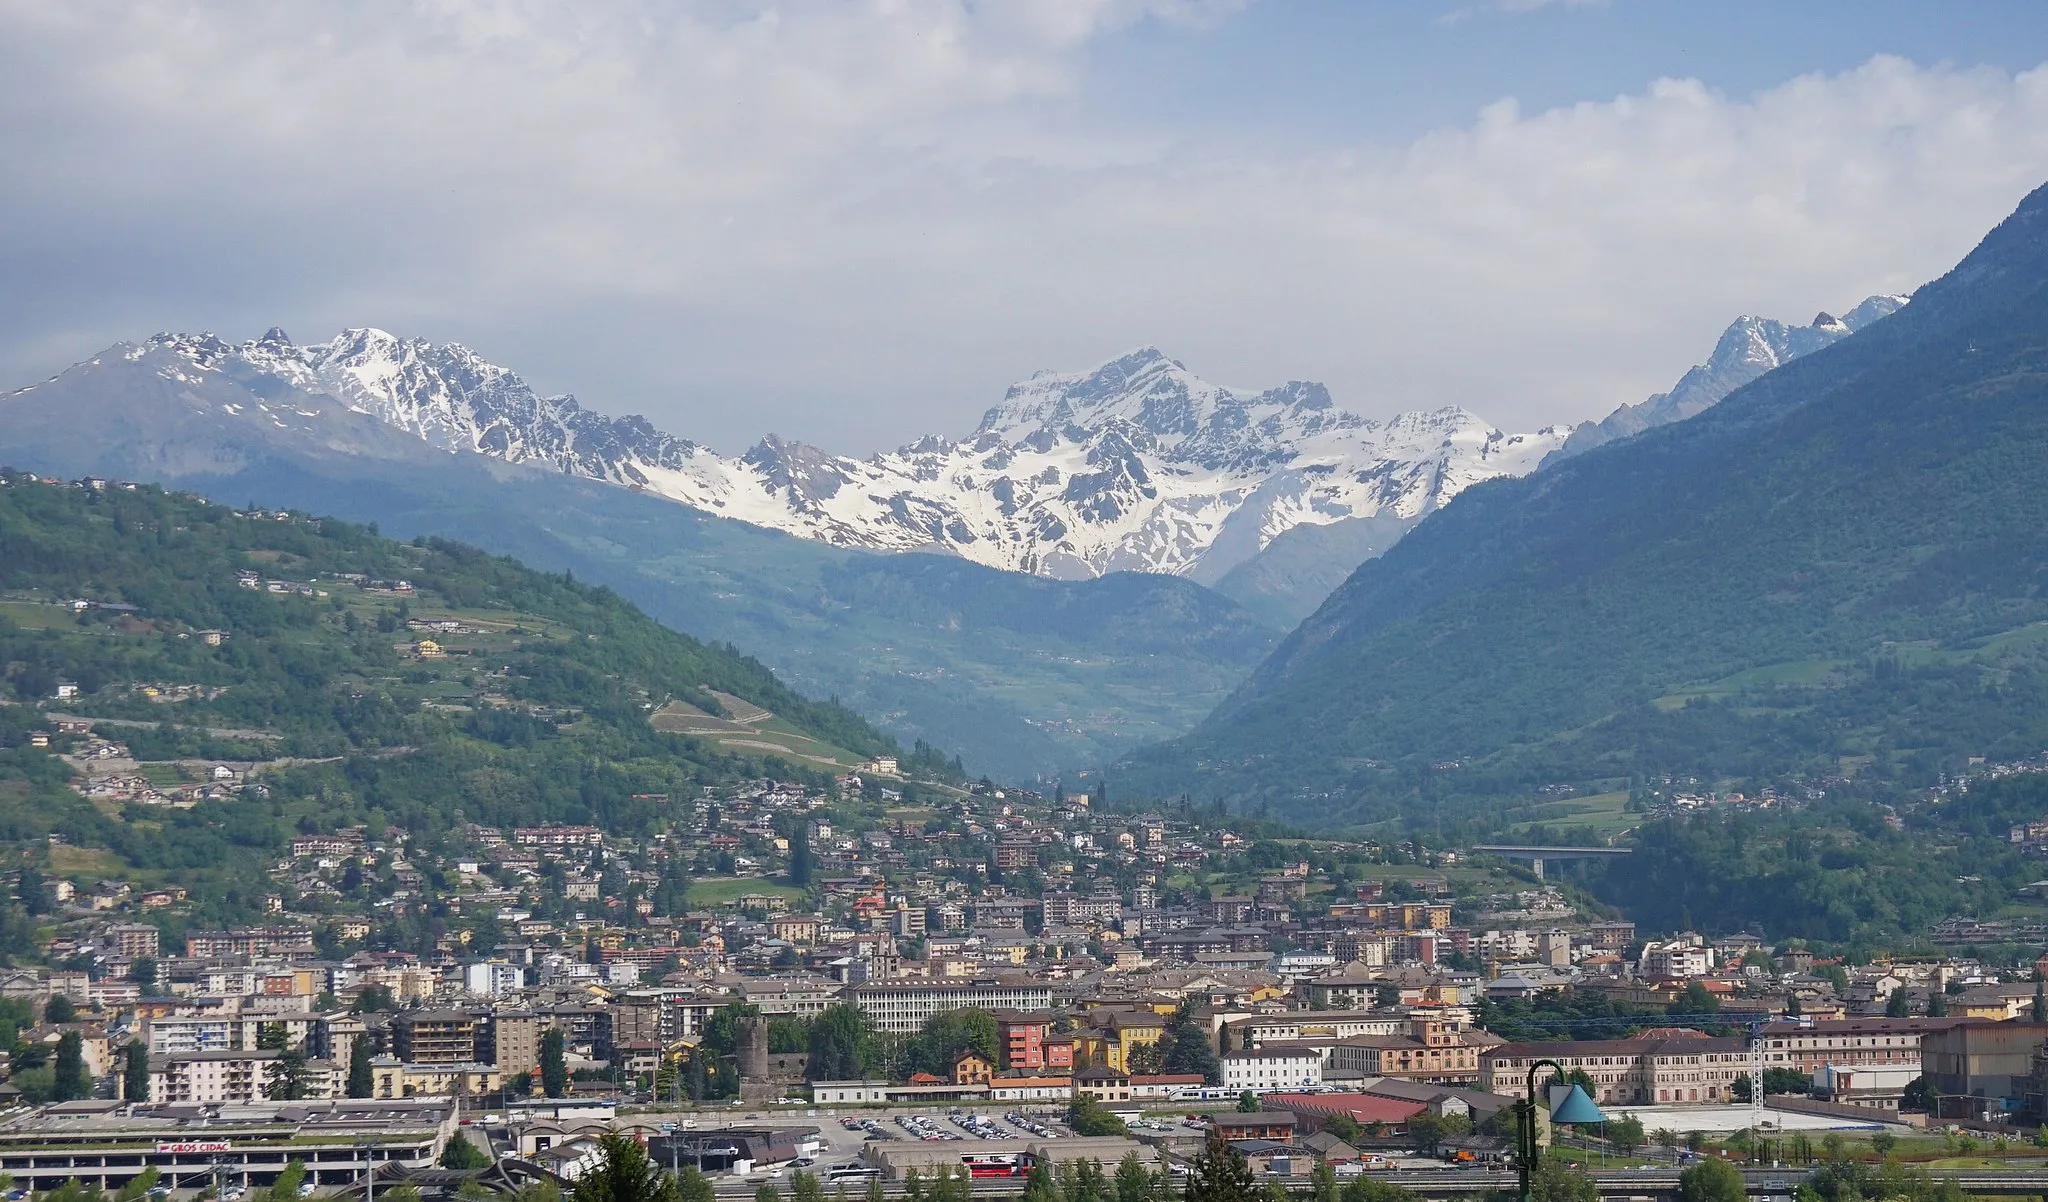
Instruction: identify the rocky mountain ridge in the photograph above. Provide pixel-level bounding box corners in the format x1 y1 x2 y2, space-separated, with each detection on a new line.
1549 294 1909 462
101 331 1572 588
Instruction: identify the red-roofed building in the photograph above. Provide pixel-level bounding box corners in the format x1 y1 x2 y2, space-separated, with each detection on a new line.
1211 1111 1298 1142
1263 1093 1427 1132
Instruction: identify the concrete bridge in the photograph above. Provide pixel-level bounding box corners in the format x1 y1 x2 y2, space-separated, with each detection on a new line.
1473 844 1634 879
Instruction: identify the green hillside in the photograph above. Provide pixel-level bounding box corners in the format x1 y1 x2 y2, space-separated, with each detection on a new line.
1118 179 2048 830
0 360 1280 779
0 473 916 948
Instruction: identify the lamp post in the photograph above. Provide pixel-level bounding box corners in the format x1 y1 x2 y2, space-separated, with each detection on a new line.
1518 1059 1608 1202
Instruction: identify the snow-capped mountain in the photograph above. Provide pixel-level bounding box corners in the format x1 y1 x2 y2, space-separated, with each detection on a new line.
1548 294 1910 462
111 329 1571 585
139 327 702 483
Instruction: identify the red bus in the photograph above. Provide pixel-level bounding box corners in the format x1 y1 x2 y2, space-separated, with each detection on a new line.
962 1155 1027 1179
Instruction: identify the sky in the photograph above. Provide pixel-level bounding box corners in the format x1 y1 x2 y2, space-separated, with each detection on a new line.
5 1 2048 455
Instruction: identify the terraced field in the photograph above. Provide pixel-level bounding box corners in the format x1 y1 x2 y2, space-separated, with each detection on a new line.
648 699 864 769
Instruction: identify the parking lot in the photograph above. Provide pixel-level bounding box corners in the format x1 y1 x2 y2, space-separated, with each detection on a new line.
842 1109 1070 1145
672 1106 1077 1188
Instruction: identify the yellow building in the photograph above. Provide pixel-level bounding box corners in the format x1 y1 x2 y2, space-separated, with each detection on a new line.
1074 1010 1166 1072
370 1058 502 1099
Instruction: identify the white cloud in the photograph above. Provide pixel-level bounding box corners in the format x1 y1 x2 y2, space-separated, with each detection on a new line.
1 3 2046 456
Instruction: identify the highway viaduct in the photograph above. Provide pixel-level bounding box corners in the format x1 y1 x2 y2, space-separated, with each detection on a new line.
1472 845 1633 879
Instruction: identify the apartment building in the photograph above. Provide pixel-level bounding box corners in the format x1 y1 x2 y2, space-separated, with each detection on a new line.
1324 1019 1497 1085
1041 891 1122 927
183 926 315 958
368 1058 503 1100
736 974 840 1018
1221 1049 1324 1093
392 1011 480 1065
1482 1035 1750 1105
995 1012 1057 1072
512 825 604 848
844 978 1054 1033
1235 1011 1412 1048
1305 963 1389 1011
1758 1017 1962 1074
489 1012 541 1076
146 1016 235 1054
150 1050 341 1103
105 924 161 959
462 961 526 996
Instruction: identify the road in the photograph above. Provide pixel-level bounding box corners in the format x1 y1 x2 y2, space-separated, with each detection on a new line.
698 1164 2048 1198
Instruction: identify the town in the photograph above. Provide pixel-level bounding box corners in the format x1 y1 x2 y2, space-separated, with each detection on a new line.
5 758 2048 1202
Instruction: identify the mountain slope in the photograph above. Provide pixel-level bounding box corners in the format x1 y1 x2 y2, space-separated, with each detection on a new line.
0 473 912 932
0 351 1276 777
1546 295 1908 464
1117 178 2048 823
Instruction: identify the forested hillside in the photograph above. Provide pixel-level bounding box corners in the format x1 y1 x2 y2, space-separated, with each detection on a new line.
1577 768 2048 952
1120 179 2048 829
0 474 914 951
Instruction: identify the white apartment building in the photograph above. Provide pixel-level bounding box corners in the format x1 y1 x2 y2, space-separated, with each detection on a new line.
1638 940 1715 979
462 961 527 996
146 1016 235 1054
844 978 1054 1032
737 974 842 1018
147 1010 317 1054
1221 1049 1323 1093
150 1050 342 1103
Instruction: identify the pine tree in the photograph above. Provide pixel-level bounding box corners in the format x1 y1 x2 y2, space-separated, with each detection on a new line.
541 1028 569 1097
441 1132 491 1170
1020 1162 1060 1202
264 1048 309 1100
348 1035 376 1098
1112 1151 1154 1202
1159 1000 1221 1083
678 1167 715 1202
569 1131 677 1202
53 1031 89 1101
1184 1129 1256 1202
789 827 813 888
124 1043 150 1102
270 1162 308 1202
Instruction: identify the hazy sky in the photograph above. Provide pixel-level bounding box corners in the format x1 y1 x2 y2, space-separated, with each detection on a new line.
6 1 2048 455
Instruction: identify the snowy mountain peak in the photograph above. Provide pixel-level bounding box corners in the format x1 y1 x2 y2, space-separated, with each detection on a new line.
1551 293 1911 462
129 328 1569 586
139 326 701 482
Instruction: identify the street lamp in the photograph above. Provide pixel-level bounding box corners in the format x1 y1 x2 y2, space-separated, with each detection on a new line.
1518 1059 1607 1202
